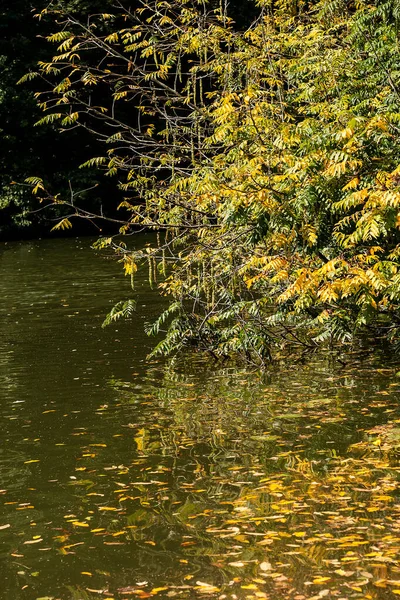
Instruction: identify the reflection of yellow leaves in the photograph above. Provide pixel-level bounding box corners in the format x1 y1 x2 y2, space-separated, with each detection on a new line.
135 429 146 452
234 534 249 543
373 580 388 588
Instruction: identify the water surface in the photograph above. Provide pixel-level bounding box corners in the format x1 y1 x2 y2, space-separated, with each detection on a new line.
1 237 400 600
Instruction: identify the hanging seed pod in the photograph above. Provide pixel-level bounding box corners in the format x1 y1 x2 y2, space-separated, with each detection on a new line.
152 256 157 284
211 264 215 307
148 255 153 289
203 261 208 305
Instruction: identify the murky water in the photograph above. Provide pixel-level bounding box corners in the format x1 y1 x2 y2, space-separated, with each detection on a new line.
1 237 400 600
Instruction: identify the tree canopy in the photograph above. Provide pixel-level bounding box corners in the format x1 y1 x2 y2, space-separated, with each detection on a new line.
23 0 400 363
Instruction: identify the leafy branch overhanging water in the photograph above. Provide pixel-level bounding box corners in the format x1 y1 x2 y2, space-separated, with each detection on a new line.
22 0 400 364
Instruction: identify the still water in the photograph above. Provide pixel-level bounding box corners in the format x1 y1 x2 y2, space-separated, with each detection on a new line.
1 238 400 600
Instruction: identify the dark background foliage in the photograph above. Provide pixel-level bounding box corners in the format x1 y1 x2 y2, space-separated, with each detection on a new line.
0 0 253 239
0 0 115 238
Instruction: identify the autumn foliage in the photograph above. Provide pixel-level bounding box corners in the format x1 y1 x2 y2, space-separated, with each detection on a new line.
27 0 400 363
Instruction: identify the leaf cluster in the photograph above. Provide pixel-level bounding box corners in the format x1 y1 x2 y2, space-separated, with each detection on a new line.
28 0 400 363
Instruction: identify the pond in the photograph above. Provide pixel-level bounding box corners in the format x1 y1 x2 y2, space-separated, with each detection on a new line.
1 237 400 600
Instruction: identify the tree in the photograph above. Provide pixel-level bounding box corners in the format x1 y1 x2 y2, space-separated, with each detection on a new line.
27 0 400 363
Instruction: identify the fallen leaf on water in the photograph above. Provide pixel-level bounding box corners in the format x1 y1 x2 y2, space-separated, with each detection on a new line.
241 584 258 590
24 538 43 544
312 577 331 585
104 542 125 545
195 581 220 593
0 524 10 530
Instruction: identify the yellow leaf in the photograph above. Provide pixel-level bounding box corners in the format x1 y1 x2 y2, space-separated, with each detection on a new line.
313 577 331 584
241 584 258 590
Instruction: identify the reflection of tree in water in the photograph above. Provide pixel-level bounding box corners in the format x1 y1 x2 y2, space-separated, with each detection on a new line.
99 356 400 598
0 449 30 492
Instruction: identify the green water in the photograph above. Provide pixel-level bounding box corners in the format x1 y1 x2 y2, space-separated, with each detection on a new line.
1 238 400 600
